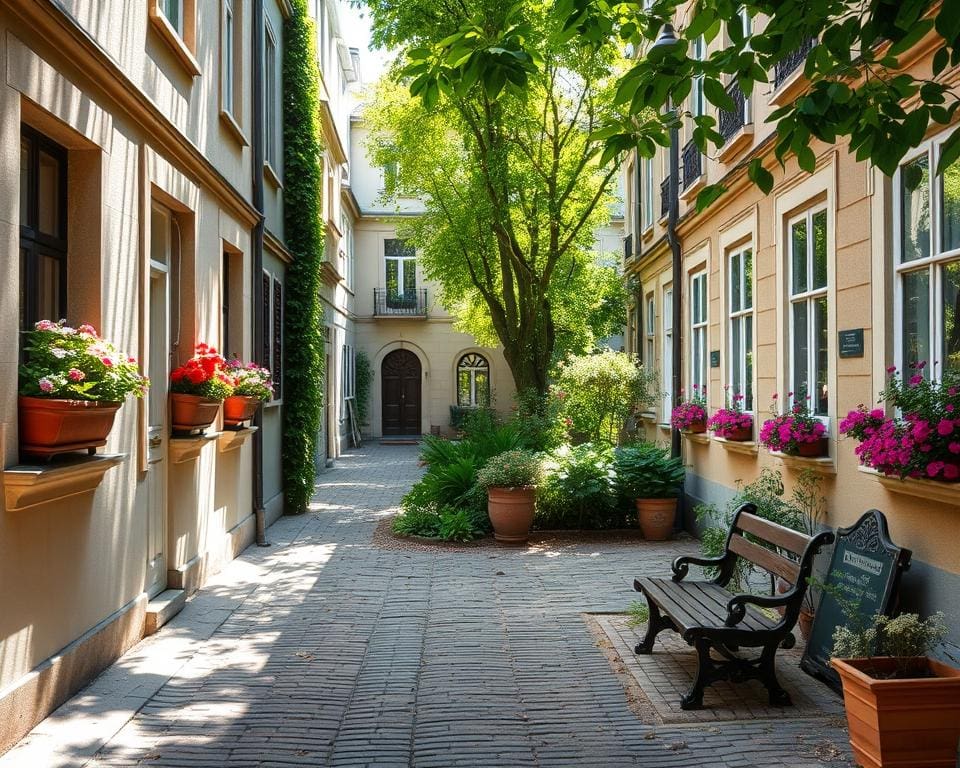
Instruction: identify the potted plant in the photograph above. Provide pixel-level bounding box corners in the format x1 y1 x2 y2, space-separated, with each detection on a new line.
759 392 828 457
476 448 542 545
831 611 959 768
840 362 960 481
169 344 233 435
18 320 148 458
708 388 753 441
671 384 708 433
223 360 273 428
613 443 686 540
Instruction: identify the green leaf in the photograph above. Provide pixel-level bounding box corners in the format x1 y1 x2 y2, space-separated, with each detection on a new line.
695 184 726 211
936 129 960 176
748 158 774 193
703 77 736 113
797 145 816 173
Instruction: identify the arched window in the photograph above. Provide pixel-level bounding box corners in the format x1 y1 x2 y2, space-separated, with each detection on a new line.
457 353 490 407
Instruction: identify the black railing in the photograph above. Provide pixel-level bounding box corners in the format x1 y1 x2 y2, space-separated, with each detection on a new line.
774 38 816 88
623 234 633 260
660 177 670 218
681 140 702 189
718 80 748 141
374 288 427 317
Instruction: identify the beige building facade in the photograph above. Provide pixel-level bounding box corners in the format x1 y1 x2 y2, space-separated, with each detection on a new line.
622 24 960 643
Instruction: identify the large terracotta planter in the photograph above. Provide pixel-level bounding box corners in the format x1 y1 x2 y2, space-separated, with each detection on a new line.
170 393 221 435
721 425 753 442
793 437 829 457
223 395 262 428
635 497 677 540
832 657 960 768
18 396 121 458
487 486 536 545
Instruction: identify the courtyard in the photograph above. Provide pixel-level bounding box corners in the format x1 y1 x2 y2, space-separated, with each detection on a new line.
2 445 851 768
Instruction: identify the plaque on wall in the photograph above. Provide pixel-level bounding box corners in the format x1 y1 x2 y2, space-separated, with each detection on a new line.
838 328 865 358
801 510 912 692
710 350 720 368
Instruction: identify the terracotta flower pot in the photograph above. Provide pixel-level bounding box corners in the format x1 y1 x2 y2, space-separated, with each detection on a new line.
635 498 677 541
170 393 221 435
722 425 753 442
832 656 960 768
487 486 536 545
223 395 262 428
798 608 815 641
18 396 121 458
794 437 829 457
686 420 707 434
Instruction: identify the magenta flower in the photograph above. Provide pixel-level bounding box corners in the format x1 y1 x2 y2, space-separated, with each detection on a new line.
68 368 85 382
38 377 54 393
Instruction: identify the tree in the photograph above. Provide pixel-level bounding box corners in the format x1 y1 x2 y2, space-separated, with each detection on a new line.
361 1 625 396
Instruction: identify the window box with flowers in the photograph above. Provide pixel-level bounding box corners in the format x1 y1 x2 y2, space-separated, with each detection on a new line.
840 362 960 484
18 320 147 459
672 384 708 434
222 359 274 429
708 388 753 442
759 393 828 458
169 344 233 435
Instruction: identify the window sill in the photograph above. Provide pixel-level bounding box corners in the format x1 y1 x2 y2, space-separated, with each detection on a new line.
263 161 283 189
770 70 808 108
681 431 710 445
717 125 754 163
858 466 960 506
220 110 249 147
769 450 836 475
218 426 258 453
638 411 657 423
641 225 654 242
170 433 220 464
679 175 706 203
148 8 201 78
4 453 125 512
713 436 758 455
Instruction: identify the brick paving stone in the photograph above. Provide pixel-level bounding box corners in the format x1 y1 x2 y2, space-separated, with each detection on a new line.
0 444 853 767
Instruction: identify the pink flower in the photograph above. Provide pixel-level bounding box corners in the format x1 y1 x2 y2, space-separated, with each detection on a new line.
78 323 98 337
35 320 58 331
938 419 955 437
68 368 85 382
38 377 54 393
927 461 945 478
100 356 114 367
886 365 897 374
909 375 923 386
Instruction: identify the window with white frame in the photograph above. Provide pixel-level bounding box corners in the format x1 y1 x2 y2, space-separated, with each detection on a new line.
690 271 708 395
645 294 655 371
662 286 673 419
264 19 279 171
788 206 829 415
691 36 705 118
160 0 184 35
896 138 960 375
457 353 490 407
728 245 753 410
341 343 356 415
385 238 417 303
221 0 241 119
642 156 654 230
261 270 283 400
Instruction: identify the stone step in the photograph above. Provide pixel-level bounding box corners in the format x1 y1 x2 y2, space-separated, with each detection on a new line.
144 589 186 636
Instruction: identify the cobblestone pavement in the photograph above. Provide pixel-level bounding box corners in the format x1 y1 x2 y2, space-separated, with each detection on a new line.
4 445 852 768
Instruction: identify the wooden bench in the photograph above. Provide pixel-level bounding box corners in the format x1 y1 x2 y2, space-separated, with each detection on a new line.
633 502 834 710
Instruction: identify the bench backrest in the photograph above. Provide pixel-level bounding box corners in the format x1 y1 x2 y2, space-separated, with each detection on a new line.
728 508 812 585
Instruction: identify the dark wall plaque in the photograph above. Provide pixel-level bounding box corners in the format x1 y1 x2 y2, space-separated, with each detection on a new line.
710 350 720 368
838 328 864 358
801 510 912 692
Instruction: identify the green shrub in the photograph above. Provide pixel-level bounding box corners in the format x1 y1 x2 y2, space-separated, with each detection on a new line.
537 443 626 529
476 449 543 489
355 351 372 426
613 443 686 500
511 388 567 451
554 350 659 445
392 505 441 538
437 507 484 542
450 405 496 431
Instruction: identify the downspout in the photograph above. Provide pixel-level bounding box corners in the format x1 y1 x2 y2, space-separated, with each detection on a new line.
634 159 644 362
666 111 682 462
252 0 268 546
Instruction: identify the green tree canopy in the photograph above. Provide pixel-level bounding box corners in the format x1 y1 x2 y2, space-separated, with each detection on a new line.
360 1 626 396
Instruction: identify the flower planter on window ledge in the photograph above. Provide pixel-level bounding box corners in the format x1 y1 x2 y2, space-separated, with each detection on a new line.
222 395 261 428
170 394 221 435
19 397 122 458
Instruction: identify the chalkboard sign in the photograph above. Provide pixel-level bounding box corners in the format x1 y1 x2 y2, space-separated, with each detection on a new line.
801 510 912 692
710 350 720 368
838 328 865 358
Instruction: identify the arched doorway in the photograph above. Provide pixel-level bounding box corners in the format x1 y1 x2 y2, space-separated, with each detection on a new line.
381 349 422 436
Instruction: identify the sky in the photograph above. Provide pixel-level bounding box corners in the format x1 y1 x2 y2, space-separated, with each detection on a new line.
339 2 392 85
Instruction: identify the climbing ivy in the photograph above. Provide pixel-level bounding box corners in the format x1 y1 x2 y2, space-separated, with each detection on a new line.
282 0 325 514
355 350 372 427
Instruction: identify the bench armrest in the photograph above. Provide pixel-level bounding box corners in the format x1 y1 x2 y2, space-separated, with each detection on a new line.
724 591 795 627
671 554 729 582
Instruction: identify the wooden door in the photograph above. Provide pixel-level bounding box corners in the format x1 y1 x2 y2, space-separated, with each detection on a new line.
381 349 421 435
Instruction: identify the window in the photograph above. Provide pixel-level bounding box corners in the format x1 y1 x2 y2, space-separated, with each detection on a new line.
690 271 708 395
221 0 243 120
385 238 417 306
642 156 654 230
645 294 655 371
457 353 490 407
160 0 183 35
382 158 399 196
728 246 753 410
261 270 283 400
691 36 705 119
341 344 355 415
20 127 67 332
662 287 673 419
788 207 829 416
222 251 231 357
264 19 279 171
896 138 960 375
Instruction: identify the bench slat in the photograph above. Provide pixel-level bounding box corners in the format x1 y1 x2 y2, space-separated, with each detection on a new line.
736 511 810 556
729 534 800 584
637 578 776 633
637 577 702 633
687 582 773 632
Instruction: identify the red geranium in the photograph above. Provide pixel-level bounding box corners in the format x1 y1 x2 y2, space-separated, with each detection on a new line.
169 344 234 400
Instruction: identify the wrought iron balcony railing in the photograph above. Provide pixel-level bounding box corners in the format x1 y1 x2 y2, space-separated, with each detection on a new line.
681 140 702 189
660 177 670 218
374 288 428 317
718 80 749 141
623 234 633 260
774 38 816 89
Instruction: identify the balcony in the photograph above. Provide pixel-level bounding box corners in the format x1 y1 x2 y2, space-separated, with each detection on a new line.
660 177 670 218
717 80 754 161
681 140 703 195
374 288 427 318
623 234 633 261
773 38 816 90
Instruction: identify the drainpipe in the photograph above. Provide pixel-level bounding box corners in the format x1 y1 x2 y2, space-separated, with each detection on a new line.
667 113 682 462
634 160 644 363
251 0 268 546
